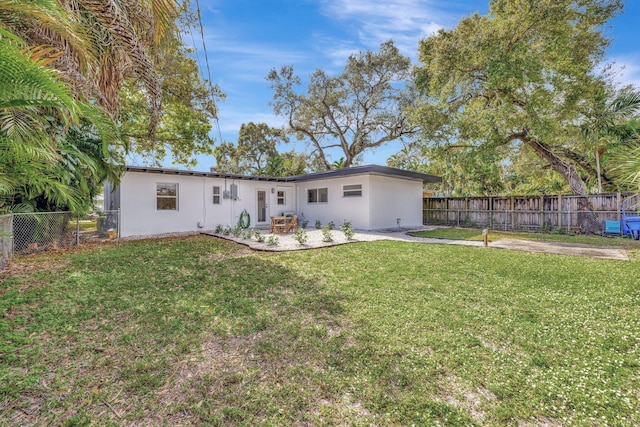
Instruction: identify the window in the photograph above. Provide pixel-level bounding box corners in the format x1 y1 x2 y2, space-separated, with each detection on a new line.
157 183 178 210
277 190 286 205
213 186 221 204
307 188 328 203
343 184 362 197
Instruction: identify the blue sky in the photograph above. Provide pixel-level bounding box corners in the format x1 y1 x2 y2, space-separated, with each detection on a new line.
156 0 640 171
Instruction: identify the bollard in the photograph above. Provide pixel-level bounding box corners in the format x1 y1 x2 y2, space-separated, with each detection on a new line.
482 228 488 247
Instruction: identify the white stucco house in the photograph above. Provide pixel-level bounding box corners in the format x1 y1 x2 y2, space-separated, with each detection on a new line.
105 165 441 237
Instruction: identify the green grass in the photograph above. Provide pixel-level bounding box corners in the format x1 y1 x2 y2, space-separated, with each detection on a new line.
1 235 639 425
411 227 640 247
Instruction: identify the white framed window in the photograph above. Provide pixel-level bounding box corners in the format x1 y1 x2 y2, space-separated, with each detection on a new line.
157 183 178 210
343 184 362 197
307 188 328 203
277 190 286 205
213 186 221 204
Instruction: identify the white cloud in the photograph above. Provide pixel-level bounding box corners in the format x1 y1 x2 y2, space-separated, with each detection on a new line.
318 0 457 56
216 110 284 134
606 55 640 90
182 22 313 85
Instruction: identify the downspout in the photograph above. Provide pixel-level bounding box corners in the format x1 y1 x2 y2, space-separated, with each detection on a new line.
225 177 231 227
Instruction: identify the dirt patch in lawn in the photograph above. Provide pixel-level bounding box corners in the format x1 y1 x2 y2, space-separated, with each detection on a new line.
439 375 498 423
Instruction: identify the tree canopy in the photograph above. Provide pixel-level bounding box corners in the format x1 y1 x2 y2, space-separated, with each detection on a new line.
214 122 285 175
268 40 417 170
0 28 122 212
412 0 629 201
213 122 312 177
0 0 220 211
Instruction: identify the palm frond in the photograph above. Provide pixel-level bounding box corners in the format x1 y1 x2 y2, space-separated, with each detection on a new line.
81 0 162 135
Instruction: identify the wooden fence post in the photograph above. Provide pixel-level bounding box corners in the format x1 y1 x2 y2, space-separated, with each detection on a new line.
540 195 544 231
557 194 562 231
489 196 493 228
446 197 449 226
510 196 514 231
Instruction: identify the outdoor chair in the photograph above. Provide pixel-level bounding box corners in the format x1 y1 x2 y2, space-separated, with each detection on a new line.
285 215 298 233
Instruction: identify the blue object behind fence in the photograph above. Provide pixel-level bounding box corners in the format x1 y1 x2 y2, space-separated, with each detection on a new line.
603 220 622 235
624 217 640 240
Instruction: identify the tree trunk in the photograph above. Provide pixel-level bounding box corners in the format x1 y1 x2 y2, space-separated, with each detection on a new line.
595 149 602 193
524 137 601 234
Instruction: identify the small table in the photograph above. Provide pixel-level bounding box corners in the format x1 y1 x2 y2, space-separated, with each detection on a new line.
270 216 290 234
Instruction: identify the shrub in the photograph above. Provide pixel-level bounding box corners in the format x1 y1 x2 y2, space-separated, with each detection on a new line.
222 226 232 236
214 224 223 234
322 225 333 243
340 221 354 240
232 226 242 237
293 229 308 246
267 235 279 246
301 220 309 229
315 220 322 229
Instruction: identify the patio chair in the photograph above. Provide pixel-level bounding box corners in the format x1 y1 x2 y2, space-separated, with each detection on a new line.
285 215 298 233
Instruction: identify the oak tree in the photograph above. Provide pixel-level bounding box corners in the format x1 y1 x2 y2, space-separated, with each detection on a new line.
412 0 625 231
268 40 417 169
214 122 287 175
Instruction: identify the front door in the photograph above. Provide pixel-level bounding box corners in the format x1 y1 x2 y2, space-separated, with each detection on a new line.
257 190 268 223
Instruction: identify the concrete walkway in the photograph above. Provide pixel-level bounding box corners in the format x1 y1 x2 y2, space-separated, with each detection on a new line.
205 228 630 261
488 238 629 261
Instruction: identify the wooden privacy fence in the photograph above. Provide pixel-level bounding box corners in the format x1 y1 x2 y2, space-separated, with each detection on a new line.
423 192 639 233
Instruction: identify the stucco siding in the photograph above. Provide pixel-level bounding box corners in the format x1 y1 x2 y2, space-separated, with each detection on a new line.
296 175 371 229
119 172 295 236
369 175 423 229
119 167 428 236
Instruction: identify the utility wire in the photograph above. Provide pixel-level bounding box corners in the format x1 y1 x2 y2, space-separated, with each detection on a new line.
194 0 225 146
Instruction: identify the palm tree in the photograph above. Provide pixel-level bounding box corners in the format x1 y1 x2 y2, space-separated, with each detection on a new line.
582 90 640 192
0 29 119 212
0 0 178 135
609 120 640 189
0 0 181 212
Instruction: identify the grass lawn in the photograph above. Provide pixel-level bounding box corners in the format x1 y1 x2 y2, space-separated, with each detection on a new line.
411 227 640 248
1 235 639 425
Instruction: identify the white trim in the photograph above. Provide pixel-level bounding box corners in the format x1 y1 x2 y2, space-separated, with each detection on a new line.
156 182 178 211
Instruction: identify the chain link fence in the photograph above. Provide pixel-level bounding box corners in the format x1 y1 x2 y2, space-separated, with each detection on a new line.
1 210 120 269
12 212 76 253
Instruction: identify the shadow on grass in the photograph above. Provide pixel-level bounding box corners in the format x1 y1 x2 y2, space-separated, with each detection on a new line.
0 236 353 425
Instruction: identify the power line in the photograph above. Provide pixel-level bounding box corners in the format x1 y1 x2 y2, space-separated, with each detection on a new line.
193 0 224 145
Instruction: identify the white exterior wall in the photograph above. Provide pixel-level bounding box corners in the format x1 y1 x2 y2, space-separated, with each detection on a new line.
119 170 424 236
119 172 297 237
296 175 372 229
272 185 296 216
369 175 423 229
